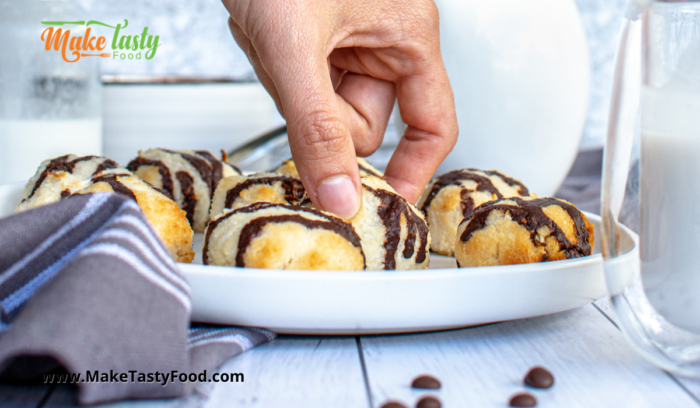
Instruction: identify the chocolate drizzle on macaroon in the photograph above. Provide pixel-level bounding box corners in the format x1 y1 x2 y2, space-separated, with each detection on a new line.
27 155 119 199
91 174 137 202
480 169 530 195
367 186 429 268
223 176 307 209
421 169 529 215
235 215 363 267
357 162 383 178
421 170 500 213
28 155 73 198
195 150 226 191
203 202 365 268
127 157 174 198
459 197 592 259
162 149 226 195
176 171 197 226
92 158 119 175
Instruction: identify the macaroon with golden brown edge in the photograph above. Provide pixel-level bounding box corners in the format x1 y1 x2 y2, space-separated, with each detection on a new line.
349 175 431 270
209 172 308 220
127 148 241 232
77 172 195 263
417 168 531 256
455 197 594 267
203 202 365 270
15 154 123 212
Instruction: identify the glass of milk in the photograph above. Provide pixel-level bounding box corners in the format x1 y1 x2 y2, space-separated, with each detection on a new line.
0 0 102 185
602 0 700 376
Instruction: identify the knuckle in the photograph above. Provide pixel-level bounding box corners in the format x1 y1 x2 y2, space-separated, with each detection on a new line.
418 1 440 25
402 0 440 33
297 110 348 157
354 135 383 157
436 117 459 147
442 116 459 144
411 7 441 51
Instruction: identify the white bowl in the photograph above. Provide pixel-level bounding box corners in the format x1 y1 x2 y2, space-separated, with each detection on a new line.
435 0 591 196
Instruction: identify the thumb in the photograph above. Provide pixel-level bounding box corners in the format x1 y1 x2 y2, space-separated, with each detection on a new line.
287 66 362 219
257 38 361 218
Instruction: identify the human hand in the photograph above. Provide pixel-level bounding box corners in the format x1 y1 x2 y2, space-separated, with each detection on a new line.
222 0 458 218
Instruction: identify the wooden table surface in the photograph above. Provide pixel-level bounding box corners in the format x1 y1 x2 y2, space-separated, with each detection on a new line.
2 298 700 408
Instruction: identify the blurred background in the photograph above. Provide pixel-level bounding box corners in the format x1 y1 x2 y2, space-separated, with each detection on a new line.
85 0 627 149
1 0 627 199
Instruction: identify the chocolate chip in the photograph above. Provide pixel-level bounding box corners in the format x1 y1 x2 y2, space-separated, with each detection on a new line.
416 395 442 408
509 393 537 407
411 375 441 389
381 401 407 408
524 366 554 389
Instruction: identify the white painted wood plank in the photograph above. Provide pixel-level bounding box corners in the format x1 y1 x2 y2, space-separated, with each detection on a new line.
360 304 699 408
42 384 194 408
203 336 368 408
593 296 700 404
592 296 615 324
0 384 51 408
673 378 700 405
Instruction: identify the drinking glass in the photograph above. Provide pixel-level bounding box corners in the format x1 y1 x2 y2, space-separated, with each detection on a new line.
602 0 700 376
0 0 102 185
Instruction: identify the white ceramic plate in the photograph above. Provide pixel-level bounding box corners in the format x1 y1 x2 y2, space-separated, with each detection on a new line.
0 182 638 334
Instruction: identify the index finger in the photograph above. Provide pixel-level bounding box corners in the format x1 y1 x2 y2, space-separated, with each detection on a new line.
384 59 459 204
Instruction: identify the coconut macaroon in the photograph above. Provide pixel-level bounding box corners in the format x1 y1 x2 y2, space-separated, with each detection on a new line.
455 197 594 268
77 172 195 263
126 148 241 232
349 175 430 270
417 168 531 256
16 154 122 212
209 172 307 220
274 157 384 179
203 202 365 270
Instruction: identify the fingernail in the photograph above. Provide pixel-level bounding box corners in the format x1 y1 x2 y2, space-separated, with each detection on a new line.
316 176 360 219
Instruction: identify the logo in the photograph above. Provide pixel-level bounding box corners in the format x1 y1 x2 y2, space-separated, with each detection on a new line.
40 20 160 63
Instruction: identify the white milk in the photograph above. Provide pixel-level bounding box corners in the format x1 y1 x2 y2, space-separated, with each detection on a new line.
0 119 102 184
640 80 700 334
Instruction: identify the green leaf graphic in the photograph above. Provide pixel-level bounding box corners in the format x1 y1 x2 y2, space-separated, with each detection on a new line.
41 20 86 26
86 20 118 28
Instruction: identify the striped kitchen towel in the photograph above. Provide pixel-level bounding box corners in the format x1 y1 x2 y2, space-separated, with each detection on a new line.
0 193 274 405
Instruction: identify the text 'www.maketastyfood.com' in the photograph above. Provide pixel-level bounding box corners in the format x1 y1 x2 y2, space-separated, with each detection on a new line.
43 370 243 386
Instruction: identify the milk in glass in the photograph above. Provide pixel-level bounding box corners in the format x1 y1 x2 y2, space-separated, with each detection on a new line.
0 1 102 185
640 78 700 334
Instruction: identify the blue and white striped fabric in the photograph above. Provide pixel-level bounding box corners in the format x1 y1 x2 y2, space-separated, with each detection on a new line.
0 193 274 405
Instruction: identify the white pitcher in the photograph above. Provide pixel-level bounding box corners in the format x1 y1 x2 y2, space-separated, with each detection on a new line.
434 0 590 196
